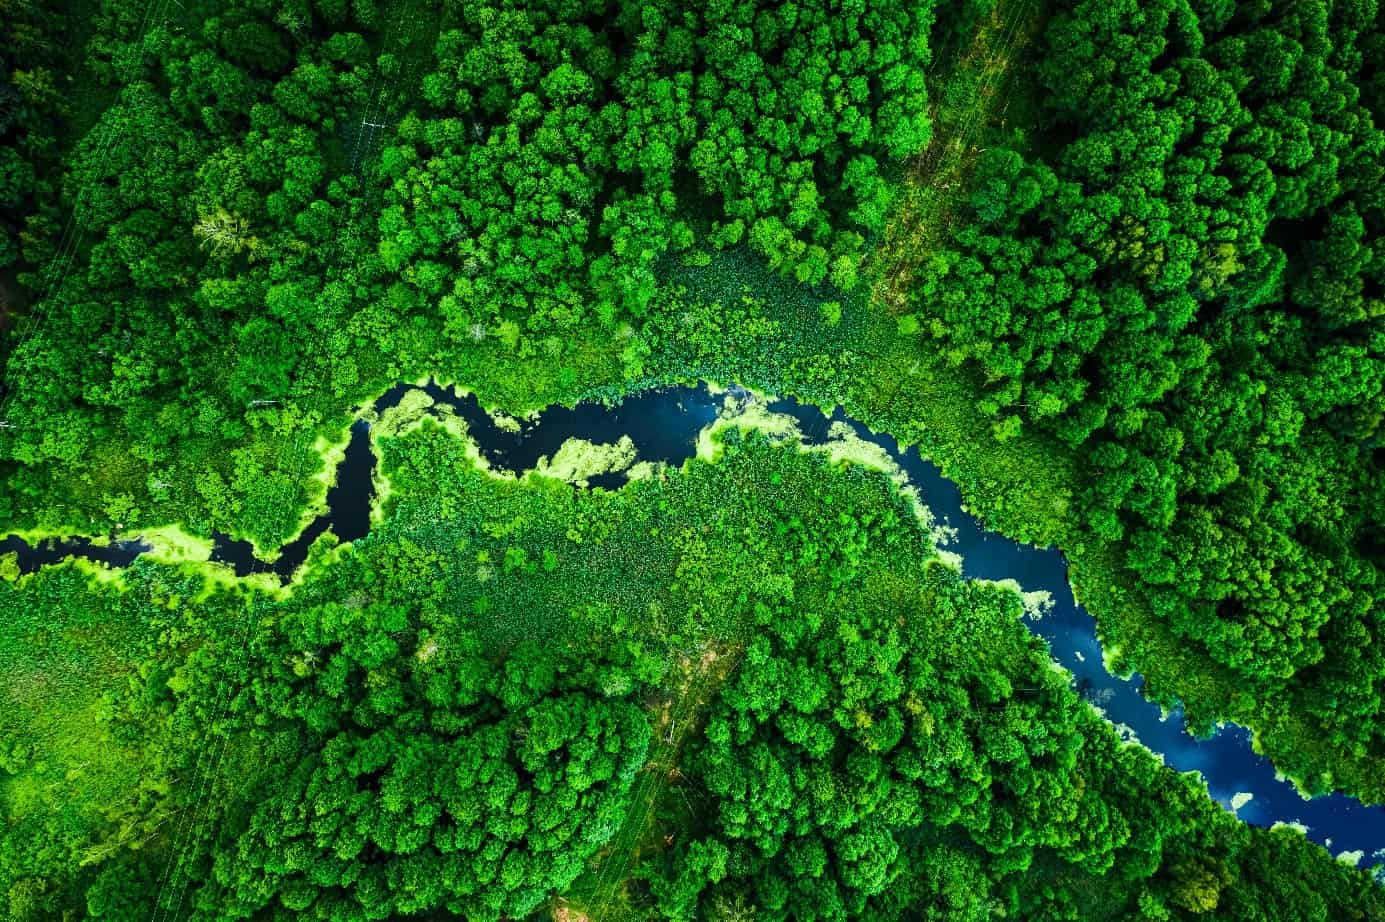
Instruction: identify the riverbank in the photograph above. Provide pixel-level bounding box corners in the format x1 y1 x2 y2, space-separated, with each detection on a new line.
5 379 1382 868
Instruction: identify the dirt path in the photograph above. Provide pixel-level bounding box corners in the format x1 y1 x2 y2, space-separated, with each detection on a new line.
566 641 740 921
871 0 1044 313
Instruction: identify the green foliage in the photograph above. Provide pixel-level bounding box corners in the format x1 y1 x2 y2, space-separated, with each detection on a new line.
205 625 650 920
2 0 1384 919
0 0 69 283
5 433 1380 920
910 0 1385 779
382 0 933 334
0 0 937 547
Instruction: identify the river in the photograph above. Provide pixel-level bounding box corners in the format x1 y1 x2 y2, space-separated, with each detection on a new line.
3 380 1382 867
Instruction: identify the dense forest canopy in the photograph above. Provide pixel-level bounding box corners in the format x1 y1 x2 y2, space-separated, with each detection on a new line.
0 0 933 546
1 0 1384 918
5 429 1383 919
905 0 1385 785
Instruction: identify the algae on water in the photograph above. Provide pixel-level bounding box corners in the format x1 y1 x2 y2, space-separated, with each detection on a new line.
533 436 638 486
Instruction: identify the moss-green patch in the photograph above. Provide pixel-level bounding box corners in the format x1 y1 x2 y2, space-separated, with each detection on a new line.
376 388 438 437
803 420 939 530
0 562 236 879
139 524 215 566
491 410 523 433
625 460 665 481
975 579 1054 620
310 429 353 494
71 557 128 586
1 524 111 546
694 395 802 462
532 436 637 486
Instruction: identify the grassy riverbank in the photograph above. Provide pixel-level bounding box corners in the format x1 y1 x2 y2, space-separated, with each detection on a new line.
5 417 1382 918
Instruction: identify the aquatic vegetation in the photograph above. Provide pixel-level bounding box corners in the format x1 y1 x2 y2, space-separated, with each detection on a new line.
533 436 637 486
1 0 1381 917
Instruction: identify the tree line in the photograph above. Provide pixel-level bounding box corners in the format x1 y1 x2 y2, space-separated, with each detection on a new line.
903 0 1385 794
0 0 934 548
3 428 1381 919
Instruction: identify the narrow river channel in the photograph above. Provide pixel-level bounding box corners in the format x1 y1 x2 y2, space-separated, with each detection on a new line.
4 381 1382 868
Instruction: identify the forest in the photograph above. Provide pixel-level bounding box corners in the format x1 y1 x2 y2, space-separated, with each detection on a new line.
902 0 1385 794
5 427 1384 919
1 0 1383 918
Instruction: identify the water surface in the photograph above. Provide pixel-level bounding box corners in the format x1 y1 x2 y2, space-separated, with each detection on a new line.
4 381 1381 866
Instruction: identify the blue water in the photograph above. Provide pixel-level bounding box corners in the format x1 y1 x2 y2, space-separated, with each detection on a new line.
766 396 1385 867
0 532 151 570
4 381 1382 865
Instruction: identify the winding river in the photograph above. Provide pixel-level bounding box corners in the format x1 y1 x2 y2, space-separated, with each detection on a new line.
4 381 1383 867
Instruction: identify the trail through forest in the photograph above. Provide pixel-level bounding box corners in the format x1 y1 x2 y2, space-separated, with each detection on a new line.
574 643 740 921
872 0 1041 313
